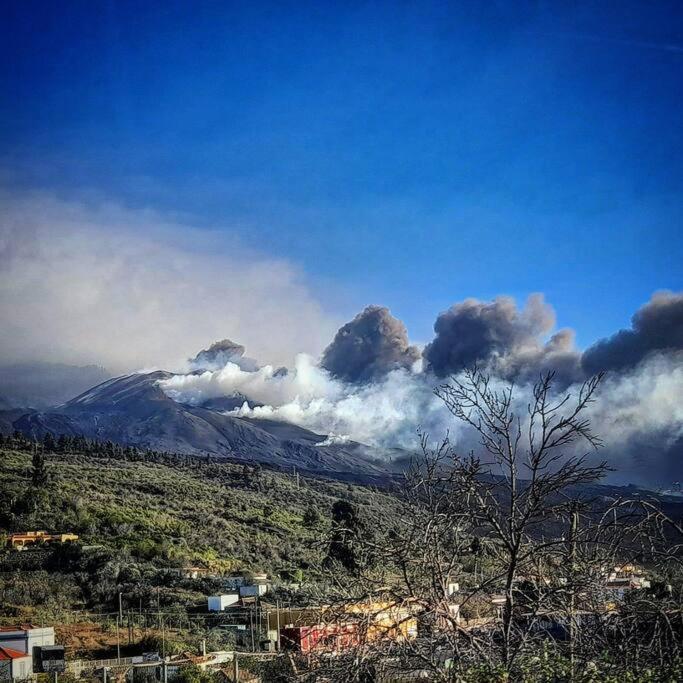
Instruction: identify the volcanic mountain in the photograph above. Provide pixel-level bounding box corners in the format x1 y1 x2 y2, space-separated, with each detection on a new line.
4 372 395 480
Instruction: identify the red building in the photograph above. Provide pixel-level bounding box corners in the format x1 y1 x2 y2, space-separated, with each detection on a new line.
280 623 360 654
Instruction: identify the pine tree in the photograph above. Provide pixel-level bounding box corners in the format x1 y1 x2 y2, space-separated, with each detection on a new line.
42 432 56 453
31 445 49 488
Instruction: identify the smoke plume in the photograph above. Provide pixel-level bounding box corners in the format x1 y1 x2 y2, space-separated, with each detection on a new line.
2 191 680 486
423 295 583 387
161 291 683 485
320 305 421 383
582 291 683 374
190 339 258 372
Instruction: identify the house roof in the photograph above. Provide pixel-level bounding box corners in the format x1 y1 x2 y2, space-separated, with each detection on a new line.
0 624 39 632
0 646 29 660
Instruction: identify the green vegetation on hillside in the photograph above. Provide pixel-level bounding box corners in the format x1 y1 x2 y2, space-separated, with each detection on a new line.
0 442 394 621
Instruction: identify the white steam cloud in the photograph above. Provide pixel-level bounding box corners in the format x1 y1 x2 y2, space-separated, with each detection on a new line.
159 350 683 487
0 190 338 372
160 354 447 447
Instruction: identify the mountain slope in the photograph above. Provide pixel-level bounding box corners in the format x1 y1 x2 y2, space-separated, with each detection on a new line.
5 372 394 478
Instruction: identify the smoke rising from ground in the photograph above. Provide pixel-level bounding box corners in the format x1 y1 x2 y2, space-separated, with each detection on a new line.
160 291 683 485
320 305 421 383
159 346 683 486
160 355 446 448
586 352 683 485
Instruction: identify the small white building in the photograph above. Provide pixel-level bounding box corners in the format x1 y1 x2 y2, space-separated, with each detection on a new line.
238 583 268 598
0 646 33 680
208 594 240 611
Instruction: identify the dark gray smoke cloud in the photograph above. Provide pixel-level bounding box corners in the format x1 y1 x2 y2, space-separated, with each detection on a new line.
582 291 683 374
320 305 420 383
422 295 583 386
190 339 259 372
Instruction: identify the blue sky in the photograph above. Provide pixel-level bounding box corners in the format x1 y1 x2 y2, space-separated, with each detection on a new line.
2 1 682 348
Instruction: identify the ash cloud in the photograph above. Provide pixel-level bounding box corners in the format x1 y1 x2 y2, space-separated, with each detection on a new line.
190 339 258 372
320 305 421 383
582 291 683 374
423 295 583 387
159 293 683 485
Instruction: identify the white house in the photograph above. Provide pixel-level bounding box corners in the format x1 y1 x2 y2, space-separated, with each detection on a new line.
0 646 33 680
238 583 268 598
207 594 240 611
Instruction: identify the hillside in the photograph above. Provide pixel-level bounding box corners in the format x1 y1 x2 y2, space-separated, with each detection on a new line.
0 445 395 624
3 372 397 481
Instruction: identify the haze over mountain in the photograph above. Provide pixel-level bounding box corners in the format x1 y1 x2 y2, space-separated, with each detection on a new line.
6 371 395 481
0 362 110 408
2 290 681 487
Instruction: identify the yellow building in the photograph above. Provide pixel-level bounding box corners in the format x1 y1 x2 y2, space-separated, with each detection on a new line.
8 531 79 550
266 599 417 647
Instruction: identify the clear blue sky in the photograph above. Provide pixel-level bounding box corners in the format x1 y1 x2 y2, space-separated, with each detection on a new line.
2 1 682 347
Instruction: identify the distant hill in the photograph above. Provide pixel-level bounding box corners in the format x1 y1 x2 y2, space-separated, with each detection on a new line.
2 372 399 481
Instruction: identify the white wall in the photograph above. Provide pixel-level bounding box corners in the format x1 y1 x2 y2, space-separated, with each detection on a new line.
208 594 239 611
11 655 33 680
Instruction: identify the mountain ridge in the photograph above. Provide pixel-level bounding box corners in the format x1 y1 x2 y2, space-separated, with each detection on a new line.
1 371 397 480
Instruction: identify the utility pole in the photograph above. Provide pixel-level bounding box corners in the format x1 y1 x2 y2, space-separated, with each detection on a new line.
249 606 255 652
232 654 239 683
567 502 579 681
276 600 281 652
118 590 123 621
115 615 121 663
161 615 166 660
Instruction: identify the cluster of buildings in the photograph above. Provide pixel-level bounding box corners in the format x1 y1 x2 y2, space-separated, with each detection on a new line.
2 532 658 678
604 563 651 598
208 573 271 612
273 601 418 654
207 573 418 655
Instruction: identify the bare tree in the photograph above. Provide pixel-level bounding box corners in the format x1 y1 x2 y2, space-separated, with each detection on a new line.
432 369 608 668
297 369 683 681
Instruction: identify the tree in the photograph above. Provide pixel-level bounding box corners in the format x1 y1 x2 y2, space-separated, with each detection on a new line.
42 432 56 453
326 499 363 571
303 370 683 681
432 369 607 669
303 505 322 528
31 444 49 488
